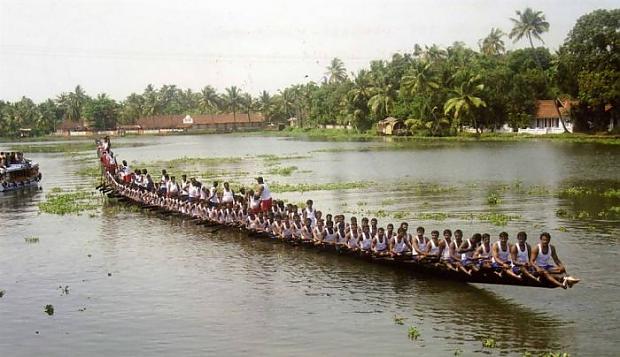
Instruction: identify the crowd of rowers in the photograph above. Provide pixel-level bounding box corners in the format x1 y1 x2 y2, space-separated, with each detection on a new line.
98 142 579 289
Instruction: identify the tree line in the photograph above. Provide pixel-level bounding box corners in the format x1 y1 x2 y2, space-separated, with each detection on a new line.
0 8 617 137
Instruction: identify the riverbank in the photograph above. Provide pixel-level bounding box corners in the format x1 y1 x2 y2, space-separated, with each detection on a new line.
239 128 620 145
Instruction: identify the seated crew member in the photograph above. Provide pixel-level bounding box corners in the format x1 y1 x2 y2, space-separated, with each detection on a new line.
510 231 536 280
359 225 373 254
346 225 361 251
301 217 314 241
248 189 260 213
312 219 326 244
321 220 338 246
458 233 481 275
473 233 493 270
385 223 395 242
426 230 442 258
491 232 521 279
372 227 389 256
208 181 219 208
369 218 379 238
304 199 317 227
411 226 429 259
255 176 272 213
221 182 235 205
530 232 579 289
438 229 458 271
390 228 412 258
280 216 293 240
167 176 179 197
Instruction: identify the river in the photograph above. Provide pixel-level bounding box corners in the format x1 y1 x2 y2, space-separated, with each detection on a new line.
1 134 618 356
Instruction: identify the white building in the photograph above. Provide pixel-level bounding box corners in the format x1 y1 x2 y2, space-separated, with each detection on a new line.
518 99 573 135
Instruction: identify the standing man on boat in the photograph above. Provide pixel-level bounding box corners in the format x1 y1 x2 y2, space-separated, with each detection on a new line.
255 176 272 213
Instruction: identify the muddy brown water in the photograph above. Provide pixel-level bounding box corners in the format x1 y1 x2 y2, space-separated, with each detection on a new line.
1 135 619 356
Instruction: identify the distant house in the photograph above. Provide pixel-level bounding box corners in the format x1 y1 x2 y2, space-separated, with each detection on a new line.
132 113 265 134
518 100 573 134
377 117 406 135
56 119 92 136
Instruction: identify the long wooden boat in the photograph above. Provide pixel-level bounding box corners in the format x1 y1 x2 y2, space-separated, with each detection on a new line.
96 169 574 289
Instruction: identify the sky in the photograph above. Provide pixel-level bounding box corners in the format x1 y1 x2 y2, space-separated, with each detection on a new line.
0 0 617 102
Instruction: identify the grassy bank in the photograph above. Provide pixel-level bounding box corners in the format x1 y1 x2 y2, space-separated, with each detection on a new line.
238 128 620 145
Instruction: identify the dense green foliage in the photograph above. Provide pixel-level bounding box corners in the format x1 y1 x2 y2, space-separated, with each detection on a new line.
0 8 617 137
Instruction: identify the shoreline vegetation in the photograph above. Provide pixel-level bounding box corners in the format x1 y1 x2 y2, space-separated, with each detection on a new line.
2 129 619 149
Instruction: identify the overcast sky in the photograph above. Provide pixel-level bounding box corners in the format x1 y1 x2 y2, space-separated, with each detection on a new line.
0 0 617 102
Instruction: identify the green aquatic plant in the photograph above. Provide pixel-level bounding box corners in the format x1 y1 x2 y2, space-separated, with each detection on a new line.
24 236 39 243
393 211 408 220
75 164 101 178
267 166 298 176
481 337 497 348
269 181 375 193
602 188 620 199
486 192 502 205
540 353 570 357
453 349 463 356
477 213 520 226
415 212 449 221
407 326 421 340
558 186 593 198
38 189 102 215
44 304 54 316
393 315 406 325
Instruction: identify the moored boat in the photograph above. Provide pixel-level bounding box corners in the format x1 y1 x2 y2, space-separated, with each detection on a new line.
0 152 42 192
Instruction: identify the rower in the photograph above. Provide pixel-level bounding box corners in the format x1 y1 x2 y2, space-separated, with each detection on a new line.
322 220 338 246
491 232 518 278
167 176 179 197
180 174 190 200
400 222 413 245
427 230 441 258
304 200 317 227
301 218 313 241
411 226 429 258
474 233 493 270
458 233 481 275
208 181 219 208
248 189 260 213
439 229 458 271
390 228 412 258
359 225 373 254
372 227 389 256
255 176 272 213
385 223 395 242
313 219 326 244
530 232 579 288
221 182 235 205
510 231 535 279
369 218 378 238
346 226 360 251
280 216 293 240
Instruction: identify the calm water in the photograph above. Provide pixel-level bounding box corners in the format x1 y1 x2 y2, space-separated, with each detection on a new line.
1 135 619 356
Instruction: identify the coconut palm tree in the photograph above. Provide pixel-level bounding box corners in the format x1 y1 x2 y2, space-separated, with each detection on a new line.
242 93 259 123
443 75 487 133
325 57 347 84
258 90 273 121
200 85 220 114
479 28 506 56
222 86 243 122
368 82 396 120
509 8 549 50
